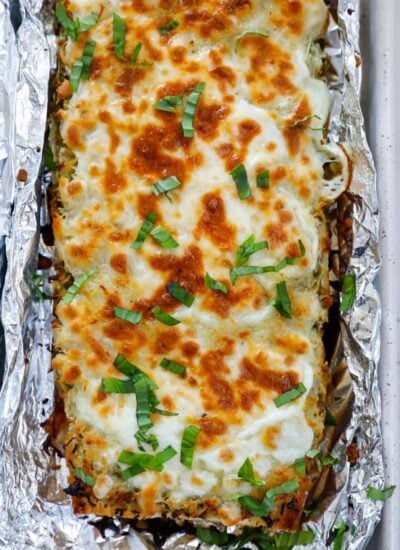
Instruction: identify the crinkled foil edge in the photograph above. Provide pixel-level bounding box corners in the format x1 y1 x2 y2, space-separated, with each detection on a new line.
0 0 385 548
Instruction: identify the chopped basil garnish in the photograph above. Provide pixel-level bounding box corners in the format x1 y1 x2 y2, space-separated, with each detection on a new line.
196 527 229 546
113 307 142 324
160 357 187 377
152 306 180 325
70 39 96 92
235 30 269 52
306 449 321 459
134 375 153 433
237 458 264 487
150 225 179 248
119 446 177 480
135 430 159 452
230 163 251 200
100 377 136 393
332 524 348 550
325 407 337 426
274 383 307 407
55 2 98 41
205 273 228 295
113 353 157 389
151 175 181 197
72 466 96 487
129 42 153 67
131 212 157 249
166 281 195 307
180 425 201 469
44 145 56 170
153 93 183 113
112 13 126 59
294 457 306 475
340 273 356 312
273 530 315 547
367 485 396 501
159 19 179 36
235 235 268 266
256 169 270 189
230 239 305 284
274 281 292 318
239 478 299 517
181 82 205 138
31 273 51 301
63 269 96 304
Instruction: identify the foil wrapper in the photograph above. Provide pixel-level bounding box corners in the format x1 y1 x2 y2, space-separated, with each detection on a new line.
0 1 385 548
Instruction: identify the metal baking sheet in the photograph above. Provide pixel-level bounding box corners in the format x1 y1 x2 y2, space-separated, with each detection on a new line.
363 0 400 548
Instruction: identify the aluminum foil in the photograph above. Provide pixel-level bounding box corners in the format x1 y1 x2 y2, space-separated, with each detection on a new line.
0 1 385 548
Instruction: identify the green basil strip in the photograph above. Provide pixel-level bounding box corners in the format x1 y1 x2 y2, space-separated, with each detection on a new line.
70 39 96 92
238 494 274 517
235 30 269 53
237 458 264 487
306 449 321 459
230 163 251 200
181 82 205 138
113 13 126 59
72 466 96 487
274 281 292 319
152 407 179 416
230 239 305 284
196 527 229 546
119 446 177 480
180 425 201 469
113 354 157 390
325 407 337 426
294 457 306 475
44 145 56 170
63 269 96 304
319 454 339 466
159 19 179 36
340 273 356 312
151 175 181 197
332 524 348 550
130 42 141 64
152 306 180 325
32 273 51 301
131 212 157 249
134 375 153 433
56 3 98 41
205 273 228 295
236 234 268 266
160 357 186 377
135 430 159 452
256 169 270 189
166 281 195 307
100 377 136 393
150 225 179 248
267 478 299 498
367 485 396 501
153 93 183 113
113 307 142 324
274 383 307 407
273 530 315 548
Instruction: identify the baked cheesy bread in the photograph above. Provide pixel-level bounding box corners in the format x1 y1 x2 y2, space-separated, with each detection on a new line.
52 0 348 534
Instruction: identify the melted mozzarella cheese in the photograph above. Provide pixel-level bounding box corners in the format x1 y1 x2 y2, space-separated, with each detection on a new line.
53 0 345 525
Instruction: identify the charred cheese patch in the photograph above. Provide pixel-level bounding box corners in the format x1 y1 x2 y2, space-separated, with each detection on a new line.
53 0 347 531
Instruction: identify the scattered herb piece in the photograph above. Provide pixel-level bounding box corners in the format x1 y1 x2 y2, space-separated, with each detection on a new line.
274 383 307 408
235 235 268 266
159 19 179 36
55 2 98 41
230 163 252 200
205 272 228 295
152 306 180 325
112 13 126 59
70 39 96 92
196 527 229 546
113 307 142 325
340 273 356 312
332 524 348 550
180 425 201 468
63 269 96 304
367 485 396 501
151 175 181 197
325 407 337 426
100 378 136 393
153 93 183 113
160 357 186 377
150 225 179 248
72 466 96 487
256 169 270 189
130 212 157 249
273 281 292 319
166 281 195 307
119 446 177 480
237 458 264 487
181 82 205 138
43 146 56 170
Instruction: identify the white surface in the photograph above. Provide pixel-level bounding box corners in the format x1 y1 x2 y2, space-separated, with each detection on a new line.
363 1 400 549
